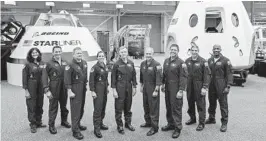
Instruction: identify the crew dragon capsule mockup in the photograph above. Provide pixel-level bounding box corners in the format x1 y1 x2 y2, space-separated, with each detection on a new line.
167 1 256 85
7 11 101 86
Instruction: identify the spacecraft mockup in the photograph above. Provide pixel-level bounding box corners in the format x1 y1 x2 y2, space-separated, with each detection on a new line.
7 11 102 86
166 1 256 85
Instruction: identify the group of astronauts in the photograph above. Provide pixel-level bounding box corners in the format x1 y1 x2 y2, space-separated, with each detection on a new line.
22 43 232 140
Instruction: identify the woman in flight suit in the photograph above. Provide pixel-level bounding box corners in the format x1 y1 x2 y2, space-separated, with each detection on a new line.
89 51 109 138
22 48 47 133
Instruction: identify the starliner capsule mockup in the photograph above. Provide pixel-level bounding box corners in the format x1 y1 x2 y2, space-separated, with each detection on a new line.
7 11 101 86
166 1 256 85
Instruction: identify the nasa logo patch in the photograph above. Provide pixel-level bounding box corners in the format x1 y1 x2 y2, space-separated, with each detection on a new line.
204 62 208 67
171 63 176 67
84 64 87 68
195 63 200 66
77 66 81 70
101 69 104 72
65 65 70 70
188 62 191 65
55 64 59 67
127 64 132 67
90 68 94 73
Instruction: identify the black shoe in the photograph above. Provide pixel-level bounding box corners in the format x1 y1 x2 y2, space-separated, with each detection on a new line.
117 126 125 135
161 124 175 131
30 124 37 133
220 124 227 132
125 124 135 131
196 124 205 131
73 132 84 140
79 125 87 131
205 118 216 124
49 126 57 134
61 121 71 128
140 123 151 128
94 130 103 138
36 123 47 128
185 119 196 125
172 129 181 139
146 128 158 136
100 124 109 130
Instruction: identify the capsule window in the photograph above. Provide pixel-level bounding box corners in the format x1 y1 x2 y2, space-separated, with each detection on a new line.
189 14 198 27
205 8 224 33
232 36 239 47
231 13 239 27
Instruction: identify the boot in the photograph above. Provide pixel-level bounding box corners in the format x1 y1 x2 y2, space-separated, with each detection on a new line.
49 126 57 134
172 128 181 139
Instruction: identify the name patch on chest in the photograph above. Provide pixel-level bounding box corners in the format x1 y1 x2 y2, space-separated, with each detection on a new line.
62 62 67 66
148 67 153 70
171 63 176 67
195 63 200 66
127 64 132 67
216 62 222 65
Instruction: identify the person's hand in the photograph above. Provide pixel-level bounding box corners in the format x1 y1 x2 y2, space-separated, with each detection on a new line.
201 88 208 96
68 89 75 99
25 90 31 99
161 85 165 93
176 90 183 99
46 91 53 99
132 87 137 97
152 86 160 97
223 87 230 95
91 91 97 99
140 84 144 93
113 89 118 98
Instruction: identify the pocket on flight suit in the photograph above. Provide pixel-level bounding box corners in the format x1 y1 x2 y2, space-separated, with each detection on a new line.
49 80 59 98
28 79 37 98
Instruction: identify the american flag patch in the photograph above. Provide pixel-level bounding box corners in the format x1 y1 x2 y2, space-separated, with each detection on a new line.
23 40 33 46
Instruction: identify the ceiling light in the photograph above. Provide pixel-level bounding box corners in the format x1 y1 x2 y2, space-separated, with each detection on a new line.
83 3 90 8
45 2 55 7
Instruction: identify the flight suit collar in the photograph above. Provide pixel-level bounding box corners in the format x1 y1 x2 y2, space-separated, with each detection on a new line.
119 58 129 64
96 61 106 69
72 58 82 64
212 55 224 63
169 56 178 62
145 58 154 67
52 57 62 65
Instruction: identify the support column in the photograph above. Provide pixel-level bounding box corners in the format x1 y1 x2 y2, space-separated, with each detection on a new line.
161 13 168 53
117 8 121 30
250 1 254 24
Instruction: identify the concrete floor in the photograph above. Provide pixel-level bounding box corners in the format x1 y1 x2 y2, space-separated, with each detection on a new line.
1 55 266 141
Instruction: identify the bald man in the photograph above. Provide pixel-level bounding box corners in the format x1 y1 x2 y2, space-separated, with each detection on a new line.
206 45 233 132
140 47 162 136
